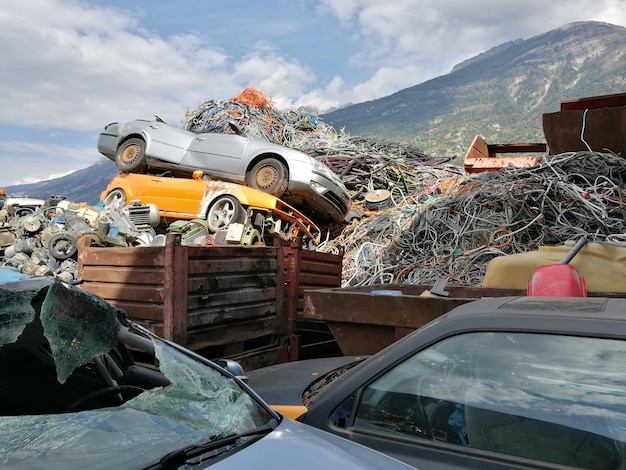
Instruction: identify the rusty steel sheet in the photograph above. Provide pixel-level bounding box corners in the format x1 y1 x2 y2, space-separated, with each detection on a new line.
303 283 626 356
77 234 344 364
303 284 525 355
78 234 284 355
543 93 626 156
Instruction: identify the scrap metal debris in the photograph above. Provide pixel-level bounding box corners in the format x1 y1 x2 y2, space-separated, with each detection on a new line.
0 197 161 282
181 88 452 205
4 89 626 289
317 151 626 287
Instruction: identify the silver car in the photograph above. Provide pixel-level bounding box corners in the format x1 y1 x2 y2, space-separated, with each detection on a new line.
0 271 413 470
97 118 351 224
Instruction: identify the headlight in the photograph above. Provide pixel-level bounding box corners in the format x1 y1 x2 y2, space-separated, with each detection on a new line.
310 181 327 194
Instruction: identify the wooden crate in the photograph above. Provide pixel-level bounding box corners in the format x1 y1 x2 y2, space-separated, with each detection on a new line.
78 234 285 362
78 234 345 365
283 244 344 359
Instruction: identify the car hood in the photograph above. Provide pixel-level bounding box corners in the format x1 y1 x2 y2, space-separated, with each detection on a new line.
247 356 366 408
213 418 413 470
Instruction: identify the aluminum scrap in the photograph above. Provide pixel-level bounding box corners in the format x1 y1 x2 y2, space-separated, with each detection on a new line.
316 151 626 287
0 198 161 282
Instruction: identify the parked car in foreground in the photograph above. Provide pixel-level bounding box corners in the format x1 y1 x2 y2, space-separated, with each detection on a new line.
97 118 351 224
247 296 626 469
101 172 321 246
0 273 414 470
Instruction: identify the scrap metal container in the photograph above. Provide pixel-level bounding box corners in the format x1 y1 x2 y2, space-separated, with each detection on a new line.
78 234 286 368
303 282 626 356
302 284 526 355
78 234 345 367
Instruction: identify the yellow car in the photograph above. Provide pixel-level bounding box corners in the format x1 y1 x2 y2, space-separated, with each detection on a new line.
100 172 321 246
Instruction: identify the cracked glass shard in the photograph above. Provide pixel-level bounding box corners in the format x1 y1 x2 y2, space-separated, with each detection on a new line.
0 277 274 469
40 281 120 383
0 277 52 347
124 337 264 432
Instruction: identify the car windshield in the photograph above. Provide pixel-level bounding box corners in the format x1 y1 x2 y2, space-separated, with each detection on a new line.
0 276 275 469
353 331 626 468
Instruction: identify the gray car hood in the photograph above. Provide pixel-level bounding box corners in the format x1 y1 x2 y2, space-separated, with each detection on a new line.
212 417 413 470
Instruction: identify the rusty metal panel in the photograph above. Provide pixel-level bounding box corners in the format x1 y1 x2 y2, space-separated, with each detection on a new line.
78 235 287 361
80 265 165 284
283 246 343 321
80 245 166 267
560 92 626 111
302 283 624 355
184 244 283 327
302 284 523 355
283 245 343 360
542 106 626 156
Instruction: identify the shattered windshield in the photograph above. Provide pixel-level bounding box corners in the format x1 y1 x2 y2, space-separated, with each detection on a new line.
0 276 275 469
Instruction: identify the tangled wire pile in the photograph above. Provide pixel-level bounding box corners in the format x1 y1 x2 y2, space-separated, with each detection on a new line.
319 151 626 287
180 88 450 203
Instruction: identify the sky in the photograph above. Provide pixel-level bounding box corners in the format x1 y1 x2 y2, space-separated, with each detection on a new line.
1 0 625 188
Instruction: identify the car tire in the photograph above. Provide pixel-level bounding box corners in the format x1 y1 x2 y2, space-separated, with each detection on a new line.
115 138 147 173
103 189 127 211
246 158 288 197
207 195 247 232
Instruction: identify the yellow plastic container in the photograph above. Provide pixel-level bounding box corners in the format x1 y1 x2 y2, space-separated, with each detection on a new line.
482 240 626 293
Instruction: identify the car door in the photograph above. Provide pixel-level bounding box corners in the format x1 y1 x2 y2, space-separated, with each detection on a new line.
144 122 197 164
130 175 206 218
183 131 250 180
323 331 626 469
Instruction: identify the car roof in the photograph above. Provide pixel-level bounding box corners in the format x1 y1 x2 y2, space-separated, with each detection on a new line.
306 295 626 409
440 296 626 335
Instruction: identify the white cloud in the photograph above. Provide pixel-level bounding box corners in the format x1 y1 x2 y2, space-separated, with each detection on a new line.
0 141 99 185
319 0 626 82
1 0 626 187
0 1 316 132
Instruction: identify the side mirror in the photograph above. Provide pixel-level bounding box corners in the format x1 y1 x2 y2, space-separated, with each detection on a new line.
215 358 248 383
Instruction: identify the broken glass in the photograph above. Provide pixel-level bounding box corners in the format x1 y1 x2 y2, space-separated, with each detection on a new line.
0 277 274 469
0 276 51 345
40 281 119 383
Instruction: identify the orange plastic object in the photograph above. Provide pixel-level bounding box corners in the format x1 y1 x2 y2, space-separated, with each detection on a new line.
527 264 587 297
231 87 274 108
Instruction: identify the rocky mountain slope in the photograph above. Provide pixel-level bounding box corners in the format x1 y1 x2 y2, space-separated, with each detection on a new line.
322 21 626 158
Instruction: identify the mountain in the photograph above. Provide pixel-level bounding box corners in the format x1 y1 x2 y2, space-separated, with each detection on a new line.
4 158 118 206
321 21 626 158
4 21 626 203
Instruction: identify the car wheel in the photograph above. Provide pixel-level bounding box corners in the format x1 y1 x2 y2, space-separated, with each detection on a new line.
207 195 246 232
115 138 147 173
246 158 288 197
103 189 127 211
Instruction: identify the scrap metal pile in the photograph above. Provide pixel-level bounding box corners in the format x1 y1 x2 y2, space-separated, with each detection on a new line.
181 89 626 287
320 151 626 287
4 89 626 288
0 198 162 282
181 88 453 206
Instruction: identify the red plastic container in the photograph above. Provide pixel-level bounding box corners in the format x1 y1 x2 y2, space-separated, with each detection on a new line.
527 264 587 297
